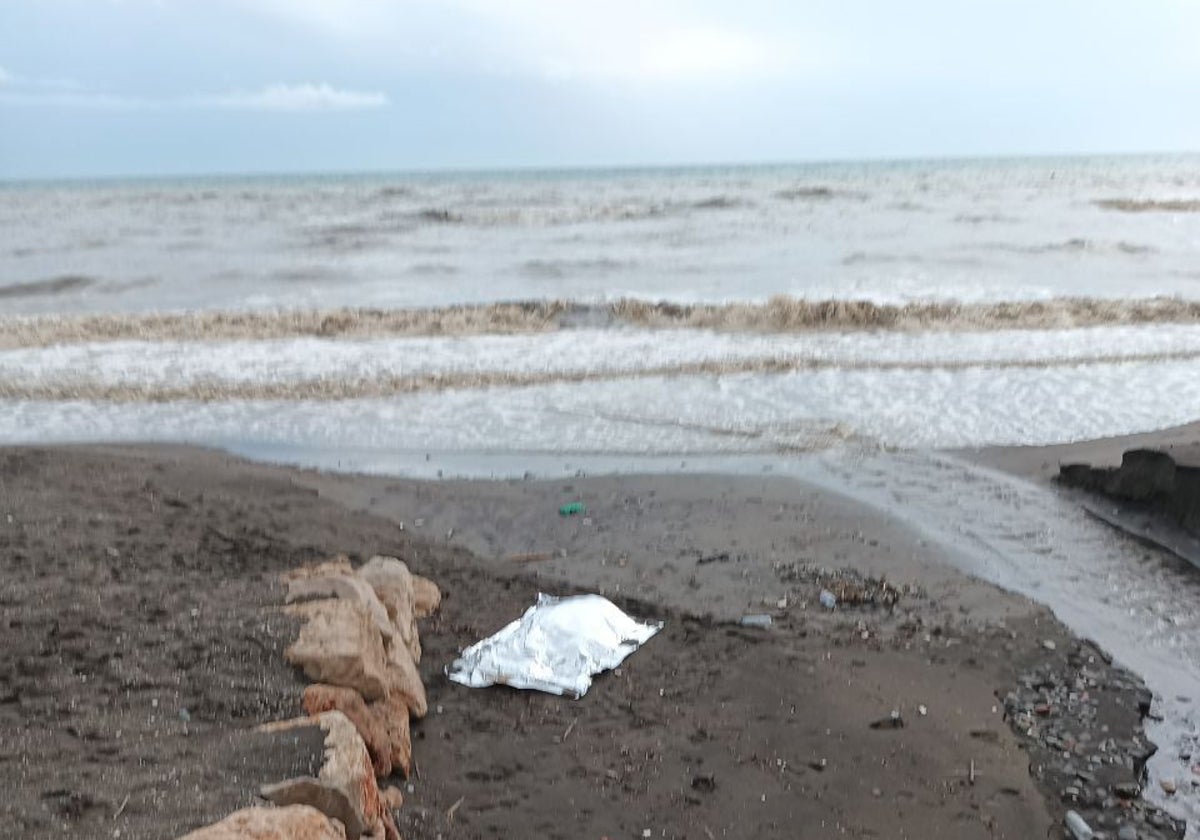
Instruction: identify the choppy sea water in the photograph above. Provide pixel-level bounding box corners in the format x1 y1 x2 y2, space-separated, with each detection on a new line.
3 155 1200 832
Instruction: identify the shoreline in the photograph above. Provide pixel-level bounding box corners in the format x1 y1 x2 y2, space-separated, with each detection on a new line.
2 439 1194 838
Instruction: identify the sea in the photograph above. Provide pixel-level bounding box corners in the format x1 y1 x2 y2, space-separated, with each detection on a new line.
3 154 1200 831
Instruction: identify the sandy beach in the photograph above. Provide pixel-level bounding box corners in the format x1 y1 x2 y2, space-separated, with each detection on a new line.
1 440 1189 839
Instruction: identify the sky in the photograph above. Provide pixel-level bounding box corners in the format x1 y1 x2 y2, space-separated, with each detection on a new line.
1 0 1199 178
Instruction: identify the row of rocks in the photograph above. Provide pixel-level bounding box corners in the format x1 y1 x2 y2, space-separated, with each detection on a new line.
1001 638 1187 840
180 555 442 840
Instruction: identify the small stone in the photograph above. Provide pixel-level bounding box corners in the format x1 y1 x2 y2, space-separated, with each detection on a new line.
1113 781 1140 800
1042 640 1057 651
1160 778 1177 795
381 786 404 810
869 711 904 730
1117 825 1137 840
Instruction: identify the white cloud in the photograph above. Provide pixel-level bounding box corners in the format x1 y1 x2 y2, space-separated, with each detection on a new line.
228 0 836 85
198 82 388 111
536 25 811 84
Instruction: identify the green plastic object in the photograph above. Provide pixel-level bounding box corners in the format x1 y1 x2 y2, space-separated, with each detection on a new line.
559 501 586 517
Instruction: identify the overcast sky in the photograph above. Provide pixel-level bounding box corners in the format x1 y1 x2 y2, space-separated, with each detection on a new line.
2 0 1199 178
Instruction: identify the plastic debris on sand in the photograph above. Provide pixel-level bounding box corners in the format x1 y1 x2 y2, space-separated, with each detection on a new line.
446 593 663 698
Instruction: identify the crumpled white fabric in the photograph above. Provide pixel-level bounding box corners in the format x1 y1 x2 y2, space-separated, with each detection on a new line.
446 593 663 698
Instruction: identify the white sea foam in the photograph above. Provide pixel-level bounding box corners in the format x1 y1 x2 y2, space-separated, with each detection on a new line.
4 323 1200 397
2 353 1198 452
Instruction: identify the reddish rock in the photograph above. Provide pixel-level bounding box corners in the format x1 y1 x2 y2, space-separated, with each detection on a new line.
303 685 396 778
375 694 413 778
411 575 441 619
380 786 404 811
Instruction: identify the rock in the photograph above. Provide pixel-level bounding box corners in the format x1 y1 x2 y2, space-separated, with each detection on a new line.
260 711 399 840
303 685 397 779
358 556 421 663
1136 690 1154 719
1117 825 1137 840
374 694 413 778
286 600 391 702
411 575 441 618
302 685 413 779
1064 810 1094 840
384 637 428 719
1105 449 1177 501
178 805 347 839
285 566 396 645
868 711 904 730
1160 777 1177 795
380 786 404 811
1042 640 1057 651
285 557 356 580
1113 781 1140 800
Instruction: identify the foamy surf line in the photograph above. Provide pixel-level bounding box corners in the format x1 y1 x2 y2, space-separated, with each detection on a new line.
5 295 1200 347
6 348 1200 403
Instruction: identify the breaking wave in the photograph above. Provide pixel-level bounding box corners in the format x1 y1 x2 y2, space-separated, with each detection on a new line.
4 296 1200 348
5 347 1200 403
0 275 96 299
1096 198 1200 213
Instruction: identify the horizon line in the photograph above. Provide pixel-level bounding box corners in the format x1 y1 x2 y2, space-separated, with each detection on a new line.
3 148 1199 186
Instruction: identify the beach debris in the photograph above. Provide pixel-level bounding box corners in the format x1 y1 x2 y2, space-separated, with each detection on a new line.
738 614 773 629
508 551 554 564
447 593 662 698
869 710 904 730
177 805 346 840
1001 637 1186 839
1065 809 1095 840
259 711 399 840
776 562 917 611
918 704 928 716
818 590 837 610
559 501 586 517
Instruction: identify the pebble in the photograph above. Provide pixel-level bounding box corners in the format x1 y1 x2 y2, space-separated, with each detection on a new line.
1003 639 1185 840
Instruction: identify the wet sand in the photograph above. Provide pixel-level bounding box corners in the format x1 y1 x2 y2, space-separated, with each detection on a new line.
0 443 1179 839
